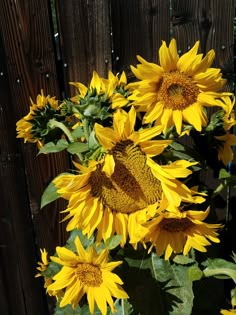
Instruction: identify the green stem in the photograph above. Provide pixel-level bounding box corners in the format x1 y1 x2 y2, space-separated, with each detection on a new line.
48 119 74 142
82 118 90 142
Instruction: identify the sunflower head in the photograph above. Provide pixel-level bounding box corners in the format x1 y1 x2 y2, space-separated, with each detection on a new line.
128 38 228 135
47 236 128 314
16 90 63 147
67 71 130 126
35 248 50 279
144 206 221 260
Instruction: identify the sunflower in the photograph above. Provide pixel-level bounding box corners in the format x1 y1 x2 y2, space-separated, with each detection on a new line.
54 107 205 246
47 236 128 315
128 39 229 134
35 248 49 277
220 96 236 131
220 309 236 315
69 70 129 114
16 90 60 148
144 206 221 260
215 133 236 166
35 248 63 298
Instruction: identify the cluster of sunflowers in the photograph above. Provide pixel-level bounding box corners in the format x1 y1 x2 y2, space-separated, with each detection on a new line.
17 39 236 315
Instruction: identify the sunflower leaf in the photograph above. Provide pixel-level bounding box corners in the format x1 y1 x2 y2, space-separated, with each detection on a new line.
109 299 134 315
105 235 123 250
66 229 95 251
202 258 236 283
38 139 69 154
40 179 61 209
150 253 194 315
67 142 89 154
54 300 81 315
71 126 84 139
173 255 196 265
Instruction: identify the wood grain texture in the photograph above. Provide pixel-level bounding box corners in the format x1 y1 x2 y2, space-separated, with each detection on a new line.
0 29 48 315
57 0 112 96
110 0 170 78
0 1 235 313
0 2 70 313
172 0 234 74
0 0 69 247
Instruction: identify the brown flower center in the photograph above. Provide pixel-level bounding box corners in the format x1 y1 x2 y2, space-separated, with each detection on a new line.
75 263 102 287
160 217 194 232
158 71 199 110
89 140 162 214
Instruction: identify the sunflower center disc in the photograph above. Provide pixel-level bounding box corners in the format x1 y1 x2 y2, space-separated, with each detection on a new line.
75 263 102 287
158 71 199 110
160 217 194 232
89 140 162 214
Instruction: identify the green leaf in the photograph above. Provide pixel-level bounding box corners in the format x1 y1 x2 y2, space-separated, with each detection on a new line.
151 253 194 315
187 266 203 281
44 261 62 278
67 142 89 154
54 301 81 315
40 179 61 208
202 258 236 283
39 139 68 154
105 235 123 250
119 247 193 315
79 304 102 315
71 126 85 139
173 255 195 265
219 168 231 179
66 229 95 251
88 130 99 149
108 299 133 315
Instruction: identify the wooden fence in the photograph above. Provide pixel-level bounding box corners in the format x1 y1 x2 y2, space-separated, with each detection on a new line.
0 1 235 314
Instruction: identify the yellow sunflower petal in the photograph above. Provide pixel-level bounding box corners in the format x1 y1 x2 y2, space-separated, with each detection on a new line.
177 41 200 74
159 39 178 72
94 123 119 149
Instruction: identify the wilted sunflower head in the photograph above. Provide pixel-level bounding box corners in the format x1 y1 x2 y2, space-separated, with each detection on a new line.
128 38 229 135
16 90 62 148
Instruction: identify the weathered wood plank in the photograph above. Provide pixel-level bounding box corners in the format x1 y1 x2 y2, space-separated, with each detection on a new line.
172 0 234 74
0 29 48 315
110 0 170 78
0 1 70 313
56 0 112 95
0 0 69 246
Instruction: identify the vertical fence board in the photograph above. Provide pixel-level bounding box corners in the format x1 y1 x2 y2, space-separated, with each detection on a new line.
172 0 234 73
0 0 235 314
0 29 48 315
0 1 70 313
0 0 69 251
110 0 170 77
56 0 112 95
